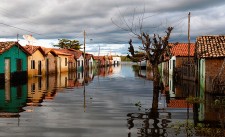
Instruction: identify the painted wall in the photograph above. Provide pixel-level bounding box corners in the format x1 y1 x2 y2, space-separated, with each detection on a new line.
0 45 27 73
55 55 69 73
45 52 56 74
169 56 176 76
27 50 46 77
88 57 94 68
0 45 28 82
76 55 84 71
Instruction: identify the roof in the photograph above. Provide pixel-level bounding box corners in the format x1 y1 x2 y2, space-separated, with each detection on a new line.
50 49 73 56
85 53 93 60
93 56 105 60
0 41 30 55
196 35 225 58
23 45 45 55
169 43 195 57
40 47 52 55
68 49 83 59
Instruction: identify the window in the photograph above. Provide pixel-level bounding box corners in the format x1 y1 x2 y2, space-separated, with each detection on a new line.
78 60 80 67
65 58 67 66
31 60 35 69
16 59 22 71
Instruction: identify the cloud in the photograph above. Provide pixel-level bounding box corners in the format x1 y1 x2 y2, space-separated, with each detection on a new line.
1 0 225 55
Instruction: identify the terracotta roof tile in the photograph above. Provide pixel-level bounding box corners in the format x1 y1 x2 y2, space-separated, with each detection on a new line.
40 47 52 55
23 45 44 55
50 49 72 56
196 35 225 58
169 43 195 57
0 41 16 54
0 41 30 55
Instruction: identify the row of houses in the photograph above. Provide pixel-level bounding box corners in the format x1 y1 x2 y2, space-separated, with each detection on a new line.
159 35 225 94
0 41 121 83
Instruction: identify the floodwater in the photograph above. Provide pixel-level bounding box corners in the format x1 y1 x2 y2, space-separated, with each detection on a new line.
0 63 224 137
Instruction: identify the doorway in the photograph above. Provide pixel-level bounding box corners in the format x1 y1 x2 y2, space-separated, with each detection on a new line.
4 58 10 81
38 61 42 75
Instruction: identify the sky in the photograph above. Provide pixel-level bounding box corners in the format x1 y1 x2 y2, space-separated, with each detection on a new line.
0 0 225 55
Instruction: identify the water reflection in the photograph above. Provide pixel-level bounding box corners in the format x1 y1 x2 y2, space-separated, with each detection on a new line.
0 64 224 136
0 81 27 117
129 68 225 136
0 66 116 117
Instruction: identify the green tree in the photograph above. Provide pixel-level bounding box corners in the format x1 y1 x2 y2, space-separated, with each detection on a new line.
54 38 82 50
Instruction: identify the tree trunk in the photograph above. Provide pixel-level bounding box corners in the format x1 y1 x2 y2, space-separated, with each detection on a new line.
152 64 161 111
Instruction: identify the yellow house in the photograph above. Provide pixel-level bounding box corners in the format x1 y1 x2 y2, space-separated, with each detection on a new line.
50 49 72 73
23 45 46 78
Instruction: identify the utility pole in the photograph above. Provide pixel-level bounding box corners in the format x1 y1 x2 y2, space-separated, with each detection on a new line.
84 30 86 68
83 30 86 112
188 12 190 63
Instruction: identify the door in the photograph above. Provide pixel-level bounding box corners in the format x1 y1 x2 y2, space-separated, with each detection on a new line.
4 58 10 81
38 61 42 75
46 59 49 75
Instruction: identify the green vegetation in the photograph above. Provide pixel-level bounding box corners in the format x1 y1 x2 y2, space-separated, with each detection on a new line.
186 96 205 104
120 56 131 62
54 38 82 50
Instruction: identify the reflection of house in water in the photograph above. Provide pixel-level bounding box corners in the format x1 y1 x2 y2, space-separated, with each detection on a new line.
27 77 47 106
44 75 57 100
0 81 27 117
55 72 69 88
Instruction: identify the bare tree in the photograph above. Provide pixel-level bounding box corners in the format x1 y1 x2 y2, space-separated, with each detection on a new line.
112 10 174 110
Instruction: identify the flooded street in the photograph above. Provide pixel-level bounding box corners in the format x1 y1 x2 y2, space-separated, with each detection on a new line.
0 63 224 137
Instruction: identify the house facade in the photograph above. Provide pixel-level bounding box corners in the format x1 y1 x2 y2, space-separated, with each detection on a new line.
50 49 71 73
169 43 196 81
0 42 29 82
85 53 94 69
112 56 121 66
41 47 57 75
196 36 225 94
23 45 46 78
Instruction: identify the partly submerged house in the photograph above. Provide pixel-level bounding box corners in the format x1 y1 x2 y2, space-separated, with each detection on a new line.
112 56 121 66
70 49 84 71
23 45 46 78
0 42 30 82
41 47 57 75
50 49 72 73
93 56 105 67
53 49 77 72
168 43 196 81
196 35 225 94
85 53 94 69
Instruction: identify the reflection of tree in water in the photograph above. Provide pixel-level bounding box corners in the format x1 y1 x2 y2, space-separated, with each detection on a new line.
127 111 171 137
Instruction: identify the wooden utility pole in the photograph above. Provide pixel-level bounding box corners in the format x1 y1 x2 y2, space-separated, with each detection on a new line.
83 30 86 112
84 30 86 68
188 12 191 63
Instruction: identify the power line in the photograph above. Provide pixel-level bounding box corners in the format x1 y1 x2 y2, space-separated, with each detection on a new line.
0 22 42 35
